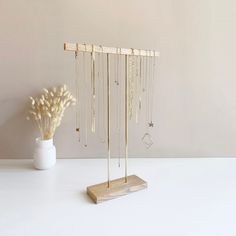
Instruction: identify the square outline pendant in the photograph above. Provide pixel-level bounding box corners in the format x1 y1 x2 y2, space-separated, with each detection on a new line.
142 133 153 149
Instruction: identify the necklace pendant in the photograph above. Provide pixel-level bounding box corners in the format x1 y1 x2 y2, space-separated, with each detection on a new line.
142 133 153 149
139 99 142 110
148 121 154 127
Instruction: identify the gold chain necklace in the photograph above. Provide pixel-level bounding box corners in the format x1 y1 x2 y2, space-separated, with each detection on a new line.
149 52 156 128
128 49 135 120
75 50 80 141
114 48 122 167
97 47 101 141
100 46 106 143
138 51 143 115
84 44 88 147
142 51 154 148
91 45 96 133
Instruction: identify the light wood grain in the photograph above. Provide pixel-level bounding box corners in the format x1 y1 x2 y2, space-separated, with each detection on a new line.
87 175 147 204
64 43 160 57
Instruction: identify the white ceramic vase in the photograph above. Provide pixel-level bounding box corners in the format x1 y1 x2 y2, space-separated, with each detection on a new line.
33 138 56 170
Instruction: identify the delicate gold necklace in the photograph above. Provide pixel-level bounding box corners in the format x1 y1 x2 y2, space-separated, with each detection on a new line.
91 45 96 133
115 48 121 129
149 52 156 128
128 49 135 120
75 50 80 142
142 51 153 148
99 46 106 143
138 51 143 115
114 48 122 167
135 53 142 123
97 48 101 141
84 44 88 147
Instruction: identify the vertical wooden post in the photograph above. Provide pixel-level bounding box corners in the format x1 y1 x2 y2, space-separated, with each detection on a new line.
107 54 111 188
125 55 128 183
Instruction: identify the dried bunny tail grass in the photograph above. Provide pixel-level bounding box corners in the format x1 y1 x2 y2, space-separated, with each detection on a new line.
43 88 49 93
29 97 35 105
46 111 52 118
45 100 50 107
27 85 76 140
40 99 44 105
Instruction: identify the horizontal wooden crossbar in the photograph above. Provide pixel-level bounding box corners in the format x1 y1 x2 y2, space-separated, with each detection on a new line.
64 43 160 57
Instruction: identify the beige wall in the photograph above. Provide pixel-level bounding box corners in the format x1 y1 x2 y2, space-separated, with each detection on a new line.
1 0 236 158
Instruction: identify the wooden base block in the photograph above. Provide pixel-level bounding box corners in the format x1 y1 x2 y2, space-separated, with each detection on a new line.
87 175 147 204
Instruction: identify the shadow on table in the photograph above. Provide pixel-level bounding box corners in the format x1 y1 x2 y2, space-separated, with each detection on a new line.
79 191 94 204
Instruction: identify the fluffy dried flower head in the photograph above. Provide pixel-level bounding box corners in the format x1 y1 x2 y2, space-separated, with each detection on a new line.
27 85 76 140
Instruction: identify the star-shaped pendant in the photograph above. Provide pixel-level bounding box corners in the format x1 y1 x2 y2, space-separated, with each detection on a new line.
149 121 154 127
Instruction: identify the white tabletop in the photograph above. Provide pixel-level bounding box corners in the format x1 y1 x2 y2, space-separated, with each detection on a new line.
0 158 236 236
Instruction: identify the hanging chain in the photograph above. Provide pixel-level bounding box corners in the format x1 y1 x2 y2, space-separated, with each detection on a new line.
75 50 80 142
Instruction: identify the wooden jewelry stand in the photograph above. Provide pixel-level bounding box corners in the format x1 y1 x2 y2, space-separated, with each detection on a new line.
64 43 159 203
